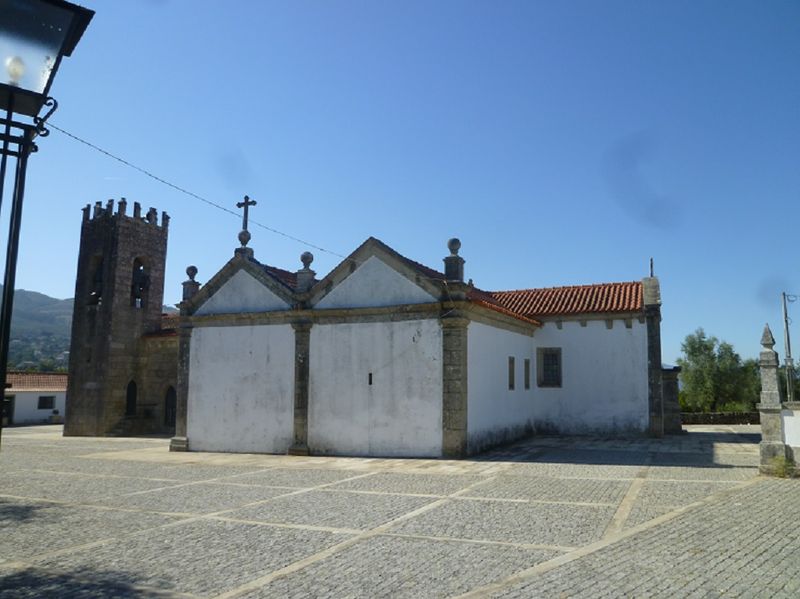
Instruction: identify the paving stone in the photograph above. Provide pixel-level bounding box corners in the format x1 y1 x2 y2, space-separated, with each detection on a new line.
0 498 182 562
327 472 488 496
505 461 641 480
391 499 615 546
646 464 758 481
491 480 800 599
0 471 184 503
35 519 351 598
463 476 629 504
96 482 291 514
0 425 780 598
635 480 742 506
243 535 559 599
224 467 364 488
225 490 435 530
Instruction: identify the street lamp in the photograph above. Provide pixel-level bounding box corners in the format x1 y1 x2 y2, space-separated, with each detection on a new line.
0 0 93 446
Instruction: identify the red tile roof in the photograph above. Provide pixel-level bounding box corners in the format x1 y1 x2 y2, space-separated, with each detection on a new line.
161 313 179 329
7 372 67 391
469 298 542 326
263 264 299 289
490 282 643 318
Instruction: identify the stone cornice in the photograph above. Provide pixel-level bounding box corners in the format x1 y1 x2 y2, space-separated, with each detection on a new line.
536 310 644 322
180 299 537 336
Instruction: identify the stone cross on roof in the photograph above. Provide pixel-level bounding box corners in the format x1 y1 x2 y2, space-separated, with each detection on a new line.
236 195 257 247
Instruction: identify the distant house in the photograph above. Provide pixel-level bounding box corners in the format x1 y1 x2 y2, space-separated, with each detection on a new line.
3 372 67 426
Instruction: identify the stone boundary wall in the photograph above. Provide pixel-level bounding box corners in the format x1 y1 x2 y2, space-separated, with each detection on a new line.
680 412 760 425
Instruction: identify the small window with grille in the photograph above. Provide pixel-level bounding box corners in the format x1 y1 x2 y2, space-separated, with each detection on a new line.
537 348 562 388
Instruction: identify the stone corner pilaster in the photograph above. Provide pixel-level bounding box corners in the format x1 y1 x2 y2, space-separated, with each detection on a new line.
169 437 189 452
291 319 312 453
645 304 664 437
441 314 469 458
288 444 310 456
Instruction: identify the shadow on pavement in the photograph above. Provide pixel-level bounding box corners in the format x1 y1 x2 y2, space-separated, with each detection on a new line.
0 567 170 599
0 500 49 523
474 429 761 468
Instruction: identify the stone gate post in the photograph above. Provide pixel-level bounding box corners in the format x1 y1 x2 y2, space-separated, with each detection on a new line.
757 324 788 473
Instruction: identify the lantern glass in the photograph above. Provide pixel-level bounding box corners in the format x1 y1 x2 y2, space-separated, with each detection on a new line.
0 0 74 94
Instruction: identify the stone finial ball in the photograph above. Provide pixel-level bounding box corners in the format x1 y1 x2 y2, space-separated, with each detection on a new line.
186 265 198 281
301 251 314 269
238 229 251 247
447 238 461 255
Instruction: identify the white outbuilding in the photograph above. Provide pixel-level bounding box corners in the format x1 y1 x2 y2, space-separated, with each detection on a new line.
3 372 67 426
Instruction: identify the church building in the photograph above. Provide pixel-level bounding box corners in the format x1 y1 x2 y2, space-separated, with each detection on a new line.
65 198 679 458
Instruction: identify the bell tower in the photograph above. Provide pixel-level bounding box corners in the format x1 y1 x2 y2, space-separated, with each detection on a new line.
65 199 169 436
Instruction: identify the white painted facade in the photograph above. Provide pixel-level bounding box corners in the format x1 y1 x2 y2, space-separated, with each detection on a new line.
467 322 536 451
309 319 443 457
6 391 66 424
781 407 800 450
314 256 436 309
532 319 649 433
187 324 295 452
195 270 289 315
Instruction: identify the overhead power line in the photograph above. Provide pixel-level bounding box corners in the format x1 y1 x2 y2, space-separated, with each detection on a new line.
47 122 348 260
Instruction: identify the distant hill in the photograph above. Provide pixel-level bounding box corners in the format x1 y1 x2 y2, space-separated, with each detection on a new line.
1 287 176 370
0 286 73 370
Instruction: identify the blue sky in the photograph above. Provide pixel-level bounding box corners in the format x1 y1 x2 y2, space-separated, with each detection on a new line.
4 0 799 363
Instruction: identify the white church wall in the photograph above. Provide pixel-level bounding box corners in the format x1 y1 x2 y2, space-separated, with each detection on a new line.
309 318 443 457
467 321 536 452
195 270 289 315
314 256 436 309
187 324 294 452
533 319 649 433
782 407 800 451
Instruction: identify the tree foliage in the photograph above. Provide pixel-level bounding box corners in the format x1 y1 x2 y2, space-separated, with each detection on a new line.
677 328 760 412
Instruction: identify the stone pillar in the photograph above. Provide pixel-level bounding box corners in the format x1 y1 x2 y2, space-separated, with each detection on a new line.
182 266 200 302
442 314 469 458
757 324 788 472
643 276 664 437
443 238 465 282
661 365 682 433
169 312 192 452
289 321 312 455
295 252 316 293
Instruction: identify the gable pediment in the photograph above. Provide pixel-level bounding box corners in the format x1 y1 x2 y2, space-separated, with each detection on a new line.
190 254 294 316
311 241 441 309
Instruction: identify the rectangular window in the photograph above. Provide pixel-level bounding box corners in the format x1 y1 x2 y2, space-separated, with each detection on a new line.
524 358 531 390
508 356 515 390
537 348 562 388
38 396 55 410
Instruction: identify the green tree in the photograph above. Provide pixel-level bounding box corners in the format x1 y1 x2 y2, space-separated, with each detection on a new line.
677 328 760 412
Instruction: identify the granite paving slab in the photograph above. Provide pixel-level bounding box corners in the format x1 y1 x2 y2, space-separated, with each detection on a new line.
390 499 616 547
327 472 488 496
0 471 184 503
243 535 559 599
225 489 436 530
487 480 800 599
96 482 292 514
224 467 370 488
505 461 641 480
35 519 351 598
646 464 757 481
0 498 182 562
463 475 630 504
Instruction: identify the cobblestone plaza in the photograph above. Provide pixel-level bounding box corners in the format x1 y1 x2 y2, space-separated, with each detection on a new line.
1 425 797 598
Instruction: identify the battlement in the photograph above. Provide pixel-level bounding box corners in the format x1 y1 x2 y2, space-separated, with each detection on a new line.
82 198 169 229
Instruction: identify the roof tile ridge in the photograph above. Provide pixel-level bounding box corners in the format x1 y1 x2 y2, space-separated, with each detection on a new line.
490 280 643 295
